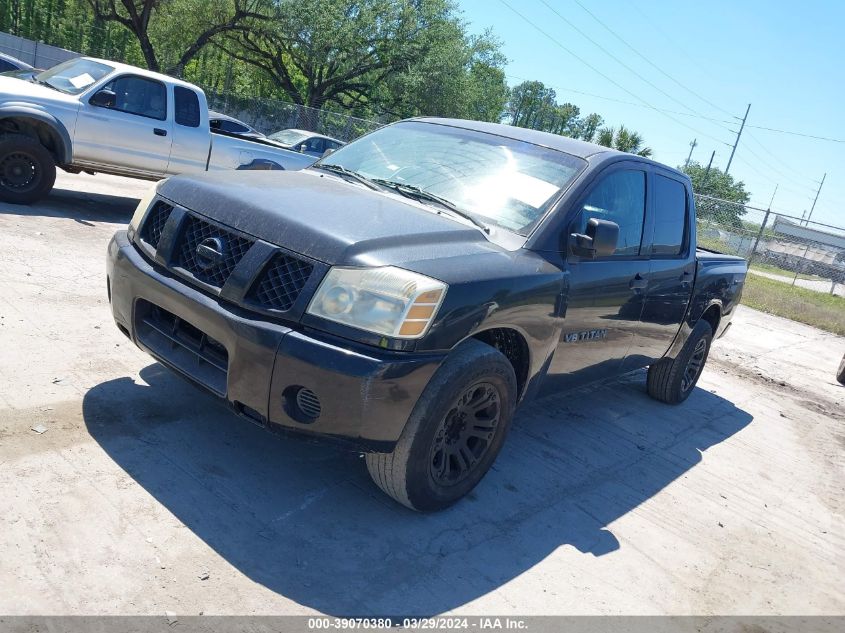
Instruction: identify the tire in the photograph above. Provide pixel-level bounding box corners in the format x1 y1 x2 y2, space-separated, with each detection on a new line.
837 353 845 386
647 320 713 404
0 133 57 205
366 339 517 512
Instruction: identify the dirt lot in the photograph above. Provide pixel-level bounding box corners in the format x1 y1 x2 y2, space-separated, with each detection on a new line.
1 172 843 616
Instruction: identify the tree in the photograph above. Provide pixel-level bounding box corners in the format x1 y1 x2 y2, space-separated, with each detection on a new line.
683 161 750 203
220 0 445 114
505 80 608 140
375 25 509 121
86 0 266 74
683 160 750 226
595 125 652 157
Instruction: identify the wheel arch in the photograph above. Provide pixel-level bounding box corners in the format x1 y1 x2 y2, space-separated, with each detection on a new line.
470 326 531 400
699 303 722 334
0 108 72 165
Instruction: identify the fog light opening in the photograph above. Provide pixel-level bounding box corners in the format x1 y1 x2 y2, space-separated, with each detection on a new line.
282 386 322 423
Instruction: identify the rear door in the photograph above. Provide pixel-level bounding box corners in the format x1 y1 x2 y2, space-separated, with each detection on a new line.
73 73 172 175
544 163 651 389
624 171 695 367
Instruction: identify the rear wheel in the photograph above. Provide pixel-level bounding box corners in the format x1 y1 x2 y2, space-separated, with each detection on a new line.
366 339 517 511
0 134 56 205
647 320 713 404
837 353 845 385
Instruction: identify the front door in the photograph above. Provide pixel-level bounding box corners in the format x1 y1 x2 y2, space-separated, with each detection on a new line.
74 73 172 176
544 166 650 391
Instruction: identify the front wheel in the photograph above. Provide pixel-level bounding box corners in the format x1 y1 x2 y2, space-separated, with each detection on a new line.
647 319 713 404
0 134 56 205
366 339 517 511
837 353 845 385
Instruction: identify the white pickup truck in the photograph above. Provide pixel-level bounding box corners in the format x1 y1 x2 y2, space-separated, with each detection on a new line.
0 56 316 204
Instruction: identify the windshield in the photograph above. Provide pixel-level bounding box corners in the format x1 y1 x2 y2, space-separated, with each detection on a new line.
35 58 114 95
317 121 586 235
268 129 310 145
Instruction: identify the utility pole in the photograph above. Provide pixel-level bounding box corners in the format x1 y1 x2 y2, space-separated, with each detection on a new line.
804 173 826 226
701 150 715 188
684 138 697 169
749 184 777 265
725 103 751 175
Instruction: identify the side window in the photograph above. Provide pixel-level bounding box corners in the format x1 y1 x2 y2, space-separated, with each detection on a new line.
301 137 322 153
174 86 200 127
0 59 15 72
99 75 166 120
651 175 688 256
574 170 646 256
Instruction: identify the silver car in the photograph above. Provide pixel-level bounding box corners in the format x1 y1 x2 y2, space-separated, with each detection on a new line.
267 128 345 157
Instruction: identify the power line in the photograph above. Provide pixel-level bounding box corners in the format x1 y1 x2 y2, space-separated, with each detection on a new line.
503 73 736 124
568 0 739 119
742 124 845 144
741 133 820 192
496 0 732 147
536 0 726 124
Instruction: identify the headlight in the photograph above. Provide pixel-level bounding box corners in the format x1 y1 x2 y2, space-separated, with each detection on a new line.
307 266 447 339
127 185 158 240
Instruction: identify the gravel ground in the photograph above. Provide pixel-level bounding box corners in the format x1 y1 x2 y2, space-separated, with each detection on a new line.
0 171 843 616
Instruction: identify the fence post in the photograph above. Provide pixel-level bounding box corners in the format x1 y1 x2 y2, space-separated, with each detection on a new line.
747 208 771 266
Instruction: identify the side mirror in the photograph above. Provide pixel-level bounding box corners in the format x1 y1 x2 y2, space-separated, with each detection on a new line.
321 148 335 158
569 218 619 258
90 89 116 108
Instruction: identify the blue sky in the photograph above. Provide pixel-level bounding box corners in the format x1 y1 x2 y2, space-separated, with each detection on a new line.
458 0 844 227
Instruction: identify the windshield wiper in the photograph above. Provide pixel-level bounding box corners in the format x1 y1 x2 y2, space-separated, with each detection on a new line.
32 77 60 91
371 180 489 233
312 163 379 190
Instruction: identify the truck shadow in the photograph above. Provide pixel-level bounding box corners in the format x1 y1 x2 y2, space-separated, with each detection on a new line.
0 187 140 223
83 363 752 616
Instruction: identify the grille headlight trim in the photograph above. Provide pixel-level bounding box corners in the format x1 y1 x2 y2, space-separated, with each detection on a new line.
127 185 158 241
306 266 447 339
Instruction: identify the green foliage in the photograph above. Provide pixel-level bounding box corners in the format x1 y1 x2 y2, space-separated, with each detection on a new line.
594 125 652 157
743 274 845 336
683 160 750 226
683 160 750 204
504 79 652 156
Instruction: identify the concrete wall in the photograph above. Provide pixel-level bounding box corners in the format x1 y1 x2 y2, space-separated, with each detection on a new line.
0 31 79 69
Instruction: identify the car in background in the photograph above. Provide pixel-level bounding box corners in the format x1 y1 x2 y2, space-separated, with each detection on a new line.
0 56 316 204
0 52 34 74
267 128 345 157
208 111 265 140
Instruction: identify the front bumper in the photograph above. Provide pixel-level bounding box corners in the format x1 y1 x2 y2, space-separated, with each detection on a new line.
107 231 444 450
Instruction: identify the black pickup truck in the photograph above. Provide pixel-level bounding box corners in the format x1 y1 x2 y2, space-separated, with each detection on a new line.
107 118 747 511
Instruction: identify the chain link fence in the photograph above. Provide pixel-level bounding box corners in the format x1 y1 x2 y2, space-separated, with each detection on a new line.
695 194 845 297
202 88 384 143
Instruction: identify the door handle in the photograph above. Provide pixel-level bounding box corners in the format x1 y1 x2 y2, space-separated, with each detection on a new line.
629 274 648 290
680 270 693 286
154 128 167 136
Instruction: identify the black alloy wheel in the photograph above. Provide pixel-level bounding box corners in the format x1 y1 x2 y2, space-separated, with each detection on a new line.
681 337 708 393
429 381 501 486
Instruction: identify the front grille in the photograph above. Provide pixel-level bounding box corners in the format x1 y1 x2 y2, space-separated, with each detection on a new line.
249 253 314 311
140 201 173 249
135 300 228 396
177 215 254 287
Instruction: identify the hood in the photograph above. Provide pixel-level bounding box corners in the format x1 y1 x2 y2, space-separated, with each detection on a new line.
156 170 506 270
0 75 79 106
